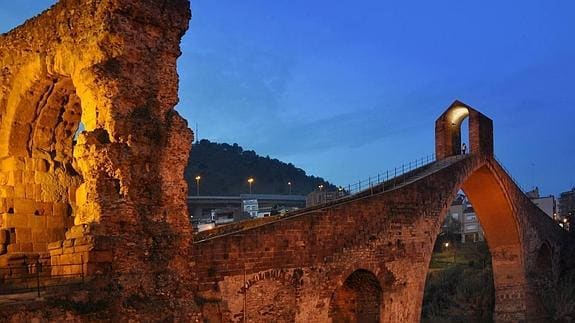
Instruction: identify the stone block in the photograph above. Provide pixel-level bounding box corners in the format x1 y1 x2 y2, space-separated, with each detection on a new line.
0 157 25 171
34 171 52 185
34 184 42 201
74 243 93 253
37 202 53 216
23 170 35 184
15 228 32 243
48 229 65 242
50 249 63 258
25 158 35 171
63 239 75 248
30 215 47 230
32 230 49 243
4 213 29 228
20 242 33 252
74 235 94 246
14 198 36 214
7 170 22 185
41 184 62 202
35 159 49 172
53 202 69 218
14 184 26 198
46 215 65 228
0 229 9 244
7 243 20 253
33 242 47 252
47 241 63 250
25 183 35 199
0 198 6 213
65 225 87 240
0 185 14 198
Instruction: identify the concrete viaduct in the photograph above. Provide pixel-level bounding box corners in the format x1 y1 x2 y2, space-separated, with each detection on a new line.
0 1 573 322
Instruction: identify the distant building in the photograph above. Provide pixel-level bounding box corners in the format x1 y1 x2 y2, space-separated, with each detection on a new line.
461 204 484 243
242 199 259 218
188 194 306 231
559 188 575 218
558 188 575 232
443 193 484 243
526 187 557 219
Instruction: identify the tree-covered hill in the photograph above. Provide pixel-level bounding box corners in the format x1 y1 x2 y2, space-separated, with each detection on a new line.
184 140 337 196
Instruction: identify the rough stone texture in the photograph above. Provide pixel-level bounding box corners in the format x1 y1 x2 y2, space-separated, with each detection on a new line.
0 1 573 321
0 0 196 319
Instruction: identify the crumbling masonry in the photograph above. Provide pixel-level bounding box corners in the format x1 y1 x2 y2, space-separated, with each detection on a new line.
1 1 574 322
0 0 196 320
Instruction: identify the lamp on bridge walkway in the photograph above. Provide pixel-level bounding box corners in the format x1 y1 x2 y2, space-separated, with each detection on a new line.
248 177 254 194
288 181 292 195
195 175 201 196
318 184 324 192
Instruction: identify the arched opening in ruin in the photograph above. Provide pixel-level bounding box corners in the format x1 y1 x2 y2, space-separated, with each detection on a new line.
423 162 541 321
0 74 84 266
329 269 382 323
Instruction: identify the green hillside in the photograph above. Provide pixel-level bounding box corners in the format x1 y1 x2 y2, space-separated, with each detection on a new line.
184 140 337 196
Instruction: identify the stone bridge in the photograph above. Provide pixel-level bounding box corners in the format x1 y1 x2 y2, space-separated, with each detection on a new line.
0 1 573 322
190 101 573 322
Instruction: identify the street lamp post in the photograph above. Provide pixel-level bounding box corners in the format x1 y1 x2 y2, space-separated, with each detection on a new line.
318 184 324 192
444 242 456 264
248 178 254 194
195 176 201 196
288 181 292 195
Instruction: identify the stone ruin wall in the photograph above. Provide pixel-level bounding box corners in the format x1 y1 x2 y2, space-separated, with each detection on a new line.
0 0 196 315
1 1 573 322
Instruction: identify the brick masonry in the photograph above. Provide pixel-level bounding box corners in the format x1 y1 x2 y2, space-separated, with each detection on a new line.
190 153 572 322
0 1 573 322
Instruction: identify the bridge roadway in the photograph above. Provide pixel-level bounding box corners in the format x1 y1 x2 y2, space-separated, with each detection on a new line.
194 154 468 243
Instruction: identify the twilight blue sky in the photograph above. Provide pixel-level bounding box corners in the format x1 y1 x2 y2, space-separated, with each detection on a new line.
1 1 574 196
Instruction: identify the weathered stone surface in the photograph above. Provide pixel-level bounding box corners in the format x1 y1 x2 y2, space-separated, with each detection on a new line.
0 0 196 320
0 1 573 322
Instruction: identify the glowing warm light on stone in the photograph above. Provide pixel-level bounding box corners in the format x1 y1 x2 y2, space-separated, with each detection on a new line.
447 106 469 126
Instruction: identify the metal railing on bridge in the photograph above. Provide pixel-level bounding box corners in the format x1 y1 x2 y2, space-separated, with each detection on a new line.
342 153 437 195
333 153 438 197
